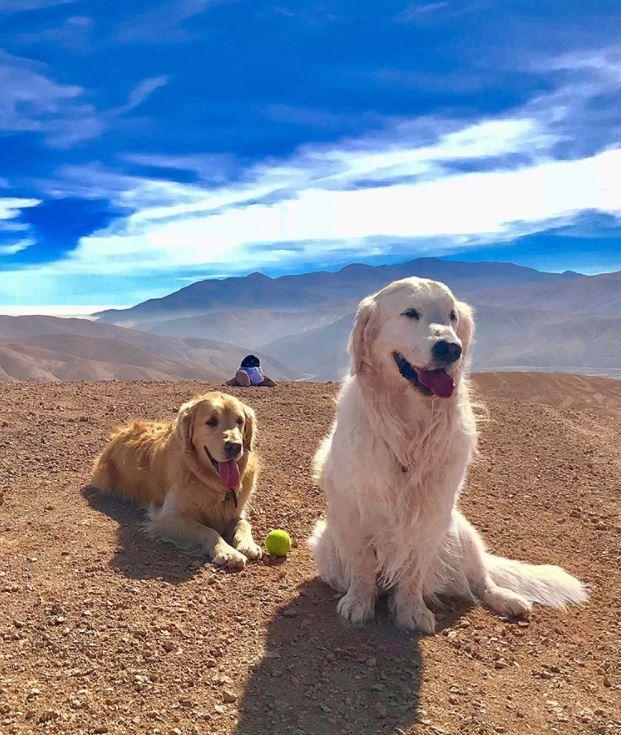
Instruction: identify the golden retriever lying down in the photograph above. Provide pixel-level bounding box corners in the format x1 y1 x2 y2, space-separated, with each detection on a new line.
91 391 262 569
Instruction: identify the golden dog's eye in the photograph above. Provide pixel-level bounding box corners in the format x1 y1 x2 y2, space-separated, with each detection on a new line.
206 417 218 427
450 309 457 322
401 308 420 320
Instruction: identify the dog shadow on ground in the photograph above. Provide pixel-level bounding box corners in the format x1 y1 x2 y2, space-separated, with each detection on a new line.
235 578 473 735
82 485 204 583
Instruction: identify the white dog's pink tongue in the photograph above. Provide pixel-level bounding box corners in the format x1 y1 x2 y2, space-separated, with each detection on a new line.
417 368 455 398
218 459 240 489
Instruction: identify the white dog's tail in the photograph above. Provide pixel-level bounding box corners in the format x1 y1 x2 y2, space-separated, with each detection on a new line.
485 554 588 608
308 519 348 593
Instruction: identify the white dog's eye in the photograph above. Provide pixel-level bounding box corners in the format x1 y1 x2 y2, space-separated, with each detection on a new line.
450 309 457 322
401 308 420 320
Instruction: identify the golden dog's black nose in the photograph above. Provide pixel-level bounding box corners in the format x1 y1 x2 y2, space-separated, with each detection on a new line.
433 340 462 363
225 441 242 457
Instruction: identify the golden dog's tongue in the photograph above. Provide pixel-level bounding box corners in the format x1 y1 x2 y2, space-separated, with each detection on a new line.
417 368 455 398
218 459 240 489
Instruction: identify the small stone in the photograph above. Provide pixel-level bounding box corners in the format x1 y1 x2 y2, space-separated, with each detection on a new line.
222 690 237 704
38 710 58 724
94 727 109 734
162 641 175 653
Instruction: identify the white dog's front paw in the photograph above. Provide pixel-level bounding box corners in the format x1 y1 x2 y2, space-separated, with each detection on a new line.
336 590 375 625
212 543 247 570
395 600 436 634
235 538 263 560
484 586 532 617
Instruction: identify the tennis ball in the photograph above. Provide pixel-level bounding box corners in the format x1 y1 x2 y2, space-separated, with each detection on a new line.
265 529 292 557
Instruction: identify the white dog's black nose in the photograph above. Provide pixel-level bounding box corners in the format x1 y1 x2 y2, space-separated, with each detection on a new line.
432 340 462 363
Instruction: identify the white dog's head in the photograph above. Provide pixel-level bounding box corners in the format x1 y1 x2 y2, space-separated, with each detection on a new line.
349 277 474 399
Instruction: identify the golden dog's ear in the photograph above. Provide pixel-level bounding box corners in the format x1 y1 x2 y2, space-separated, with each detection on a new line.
455 300 475 356
349 295 377 375
242 405 256 451
174 397 200 453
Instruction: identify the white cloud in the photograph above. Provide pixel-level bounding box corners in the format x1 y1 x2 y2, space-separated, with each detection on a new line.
0 238 35 255
25 119 621 279
0 0 75 12
116 0 225 43
5 45 621 299
0 50 102 146
113 76 169 114
0 196 40 219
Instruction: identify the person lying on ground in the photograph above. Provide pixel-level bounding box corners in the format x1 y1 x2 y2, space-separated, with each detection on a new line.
227 354 277 387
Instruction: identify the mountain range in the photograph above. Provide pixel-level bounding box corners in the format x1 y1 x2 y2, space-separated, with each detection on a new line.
1 258 619 381
0 316 296 382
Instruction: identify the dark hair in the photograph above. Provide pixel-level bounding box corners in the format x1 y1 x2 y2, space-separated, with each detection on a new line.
240 354 260 368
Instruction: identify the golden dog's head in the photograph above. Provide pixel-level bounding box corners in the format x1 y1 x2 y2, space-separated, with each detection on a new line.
174 391 256 490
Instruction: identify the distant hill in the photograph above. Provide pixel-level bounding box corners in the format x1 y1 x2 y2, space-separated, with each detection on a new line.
95 258 578 329
0 316 298 382
264 304 621 380
471 270 621 315
138 304 356 350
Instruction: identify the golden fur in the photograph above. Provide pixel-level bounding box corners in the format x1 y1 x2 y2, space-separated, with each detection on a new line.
91 391 262 568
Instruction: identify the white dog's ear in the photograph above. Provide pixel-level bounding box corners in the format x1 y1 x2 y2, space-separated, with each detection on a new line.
242 404 256 451
455 300 475 355
349 295 377 375
174 397 199 453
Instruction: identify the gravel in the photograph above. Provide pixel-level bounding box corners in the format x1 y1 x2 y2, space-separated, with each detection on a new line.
0 375 619 735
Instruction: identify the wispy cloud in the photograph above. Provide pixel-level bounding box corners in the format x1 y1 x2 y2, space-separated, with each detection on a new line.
0 49 169 148
13 15 94 48
4 45 621 300
0 0 75 12
117 0 226 43
112 76 169 114
396 2 449 23
0 196 40 219
0 197 40 256
0 50 102 146
0 238 35 255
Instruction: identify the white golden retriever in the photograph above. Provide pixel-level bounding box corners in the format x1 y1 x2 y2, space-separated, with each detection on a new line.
309 277 587 633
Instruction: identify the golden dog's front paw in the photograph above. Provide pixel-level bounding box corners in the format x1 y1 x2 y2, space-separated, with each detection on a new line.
212 544 247 570
235 539 263 560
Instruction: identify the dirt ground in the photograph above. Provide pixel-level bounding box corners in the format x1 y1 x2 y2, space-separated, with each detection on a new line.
0 373 619 735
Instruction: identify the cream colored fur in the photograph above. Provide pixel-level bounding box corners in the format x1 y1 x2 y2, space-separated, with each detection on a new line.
309 277 588 632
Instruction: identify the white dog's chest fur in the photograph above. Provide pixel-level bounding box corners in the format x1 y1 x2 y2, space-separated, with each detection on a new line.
322 377 476 584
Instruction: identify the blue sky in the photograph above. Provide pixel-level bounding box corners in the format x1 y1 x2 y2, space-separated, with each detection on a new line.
1 0 621 308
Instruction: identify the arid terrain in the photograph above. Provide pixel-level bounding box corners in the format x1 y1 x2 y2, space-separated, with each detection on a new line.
0 373 620 735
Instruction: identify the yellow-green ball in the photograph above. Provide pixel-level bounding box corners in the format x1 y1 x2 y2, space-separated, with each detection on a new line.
265 529 291 557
